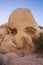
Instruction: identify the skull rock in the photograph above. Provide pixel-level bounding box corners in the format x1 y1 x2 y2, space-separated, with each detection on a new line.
8 8 40 32
7 8 40 53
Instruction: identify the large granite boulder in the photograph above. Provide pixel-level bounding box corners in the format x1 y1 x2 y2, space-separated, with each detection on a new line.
0 34 17 53
8 8 40 50
0 8 42 55
8 8 40 33
0 27 8 46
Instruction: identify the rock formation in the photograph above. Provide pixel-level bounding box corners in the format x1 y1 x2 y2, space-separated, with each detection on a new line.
0 8 41 54
0 54 43 65
0 8 43 65
8 8 40 32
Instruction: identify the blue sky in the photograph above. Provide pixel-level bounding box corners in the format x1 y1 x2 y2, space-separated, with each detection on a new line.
0 0 43 26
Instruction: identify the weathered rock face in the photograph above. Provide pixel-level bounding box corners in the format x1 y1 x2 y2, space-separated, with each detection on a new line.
8 8 40 32
0 8 43 65
8 8 40 50
0 34 17 53
0 27 8 46
0 8 41 55
1 23 8 28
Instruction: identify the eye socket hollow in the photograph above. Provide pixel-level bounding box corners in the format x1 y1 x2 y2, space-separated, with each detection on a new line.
24 27 37 34
12 29 17 35
7 27 17 35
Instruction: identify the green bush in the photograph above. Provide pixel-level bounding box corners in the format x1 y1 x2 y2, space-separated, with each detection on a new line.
32 33 43 53
39 26 43 29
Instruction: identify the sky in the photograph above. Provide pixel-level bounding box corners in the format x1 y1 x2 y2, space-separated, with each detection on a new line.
0 0 43 26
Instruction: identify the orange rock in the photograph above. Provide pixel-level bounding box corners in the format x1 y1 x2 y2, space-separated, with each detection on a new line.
0 8 41 55
8 8 40 51
0 27 8 46
1 23 8 28
0 34 17 53
8 8 40 33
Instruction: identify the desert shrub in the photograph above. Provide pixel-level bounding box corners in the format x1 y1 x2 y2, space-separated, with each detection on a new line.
32 33 43 53
39 26 43 29
19 51 26 57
